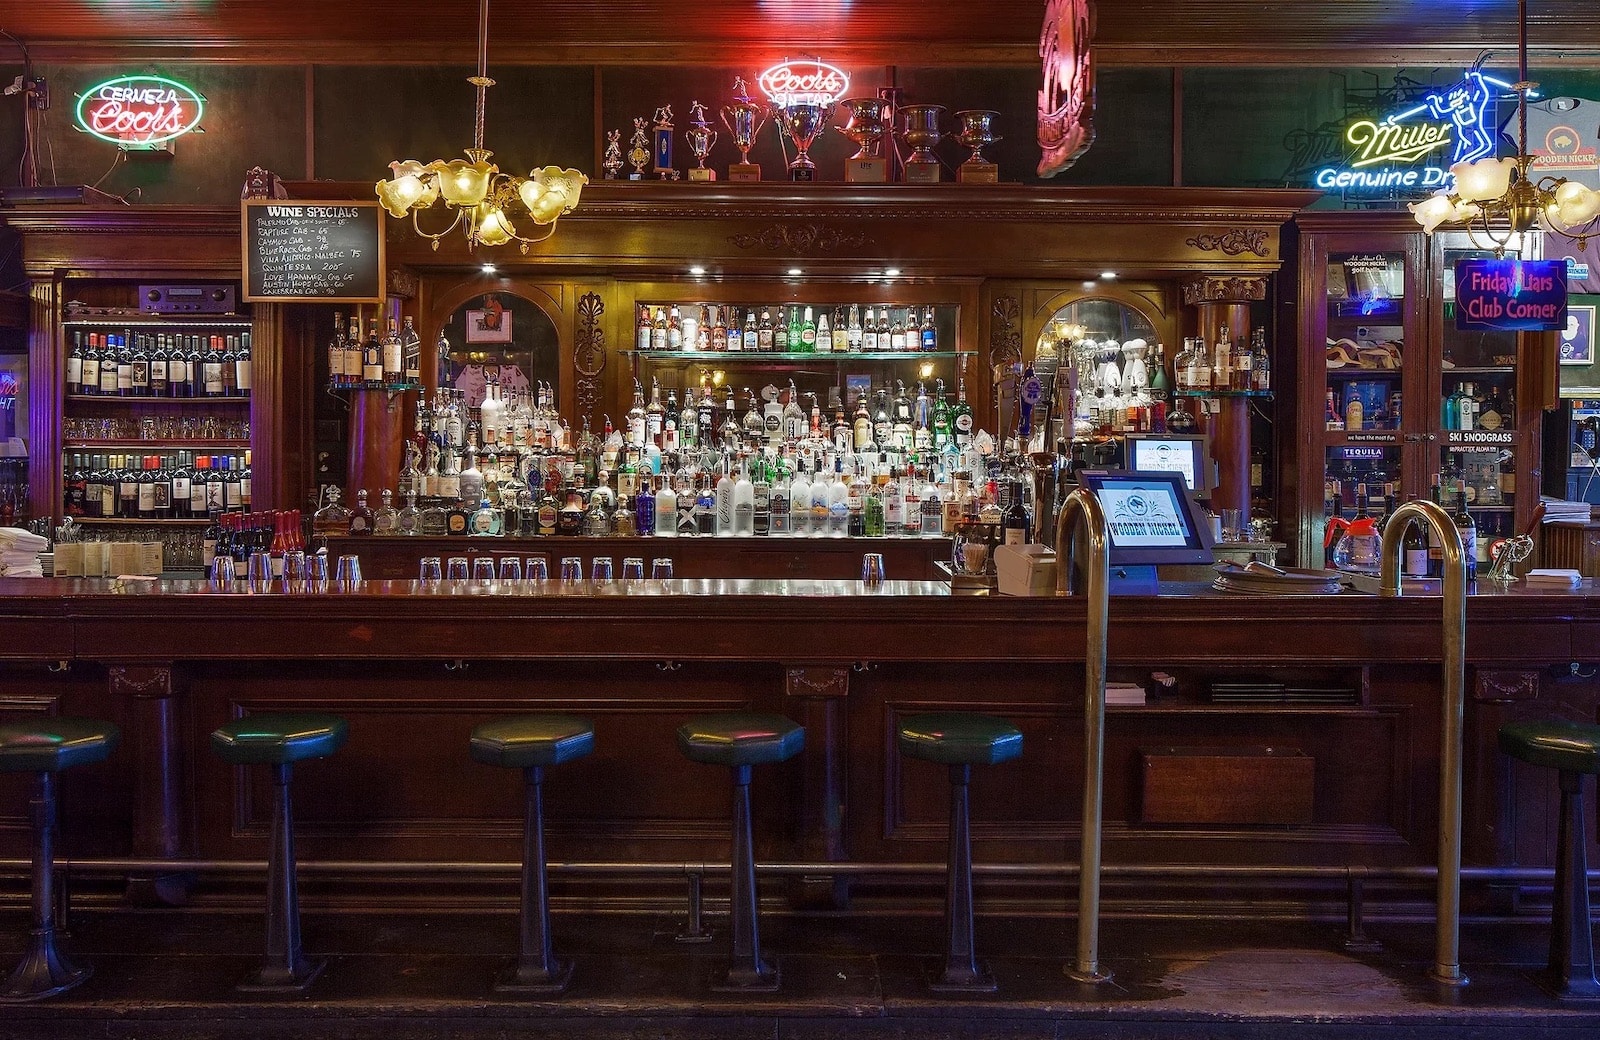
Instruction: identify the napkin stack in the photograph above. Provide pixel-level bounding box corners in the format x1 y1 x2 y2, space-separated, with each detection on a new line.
1525 568 1584 590
1105 681 1147 706
0 527 47 577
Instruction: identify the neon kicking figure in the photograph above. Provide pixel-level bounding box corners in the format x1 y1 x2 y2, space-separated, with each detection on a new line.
1424 65 1496 166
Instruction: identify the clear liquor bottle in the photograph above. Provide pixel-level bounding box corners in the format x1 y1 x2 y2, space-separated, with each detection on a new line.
373 488 400 535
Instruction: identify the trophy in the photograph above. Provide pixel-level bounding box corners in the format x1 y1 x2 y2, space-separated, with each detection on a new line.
953 109 1002 183
720 77 767 182
685 101 718 181
626 118 650 181
835 97 891 183
652 105 679 180
776 101 833 182
897 104 945 183
602 129 624 180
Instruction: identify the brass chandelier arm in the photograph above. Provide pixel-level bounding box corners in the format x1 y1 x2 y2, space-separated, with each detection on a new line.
410 205 469 248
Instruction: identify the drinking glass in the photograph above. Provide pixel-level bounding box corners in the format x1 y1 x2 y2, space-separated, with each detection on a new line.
651 558 674 580
472 557 496 581
526 556 549 581
590 557 614 583
1221 508 1247 542
246 551 272 591
559 556 583 582
209 554 235 587
283 550 308 590
418 556 443 582
335 555 362 584
447 557 469 580
498 556 522 581
861 552 886 586
622 557 645 581
306 552 329 582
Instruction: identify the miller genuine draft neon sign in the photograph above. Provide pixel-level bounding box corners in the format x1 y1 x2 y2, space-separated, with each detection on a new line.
75 75 205 149
1313 65 1516 195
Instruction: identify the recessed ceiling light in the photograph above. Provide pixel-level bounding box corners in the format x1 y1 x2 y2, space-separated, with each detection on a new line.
787 267 803 276
1082 280 1097 289
1099 271 1117 280
689 265 706 276
885 267 902 277
481 264 497 275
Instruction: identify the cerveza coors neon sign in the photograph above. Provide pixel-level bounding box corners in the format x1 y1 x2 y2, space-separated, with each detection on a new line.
757 60 850 108
74 75 205 149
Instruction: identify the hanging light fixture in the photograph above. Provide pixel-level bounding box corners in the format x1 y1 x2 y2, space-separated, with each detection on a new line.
1409 0 1600 252
374 0 587 253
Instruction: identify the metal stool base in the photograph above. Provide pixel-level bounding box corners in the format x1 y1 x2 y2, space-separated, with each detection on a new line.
493 957 573 996
928 962 997 994
712 958 780 993
235 956 325 996
0 933 90 1003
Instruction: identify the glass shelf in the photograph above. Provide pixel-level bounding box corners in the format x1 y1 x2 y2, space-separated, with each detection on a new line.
1172 389 1274 399
64 315 252 327
69 516 212 525
327 381 422 393
1326 368 1402 379
66 395 251 404
64 439 250 449
622 350 974 362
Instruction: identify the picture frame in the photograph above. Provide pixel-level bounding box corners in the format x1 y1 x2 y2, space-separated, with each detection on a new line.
1560 305 1595 366
465 304 514 344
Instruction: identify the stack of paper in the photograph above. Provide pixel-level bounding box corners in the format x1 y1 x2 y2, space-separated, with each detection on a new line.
1105 682 1147 706
1526 568 1584 589
1540 497 1593 523
0 527 47 577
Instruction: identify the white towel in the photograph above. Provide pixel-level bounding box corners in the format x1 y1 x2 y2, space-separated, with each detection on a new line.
0 528 48 551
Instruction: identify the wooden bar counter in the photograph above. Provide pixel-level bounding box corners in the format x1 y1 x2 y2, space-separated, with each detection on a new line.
1 577 1597 913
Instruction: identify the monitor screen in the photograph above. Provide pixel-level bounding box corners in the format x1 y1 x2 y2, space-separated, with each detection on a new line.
1126 434 1211 494
1078 470 1215 565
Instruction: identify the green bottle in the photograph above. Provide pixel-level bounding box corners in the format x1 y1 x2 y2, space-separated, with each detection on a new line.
863 484 886 537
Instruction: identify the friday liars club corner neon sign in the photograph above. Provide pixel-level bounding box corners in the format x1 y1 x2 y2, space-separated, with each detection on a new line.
1314 64 1513 195
74 75 205 150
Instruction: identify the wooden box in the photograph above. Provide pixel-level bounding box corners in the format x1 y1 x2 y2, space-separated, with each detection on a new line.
1140 746 1314 826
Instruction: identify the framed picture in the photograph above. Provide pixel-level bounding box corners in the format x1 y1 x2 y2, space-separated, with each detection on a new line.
1560 305 1595 366
465 297 514 344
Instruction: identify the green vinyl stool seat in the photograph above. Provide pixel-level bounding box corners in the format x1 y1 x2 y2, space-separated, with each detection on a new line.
211 711 348 995
0 718 119 1003
898 712 1024 994
676 713 804 992
1499 719 1600 1000
470 714 595 995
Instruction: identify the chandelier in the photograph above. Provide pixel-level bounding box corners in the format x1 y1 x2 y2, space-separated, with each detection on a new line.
1409 0 1600 252
374 0 587 252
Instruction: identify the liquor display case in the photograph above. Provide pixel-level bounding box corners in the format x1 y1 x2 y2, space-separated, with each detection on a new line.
1287 212 1542 568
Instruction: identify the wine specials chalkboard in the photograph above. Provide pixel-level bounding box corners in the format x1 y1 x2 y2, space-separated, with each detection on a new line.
241 199 385 303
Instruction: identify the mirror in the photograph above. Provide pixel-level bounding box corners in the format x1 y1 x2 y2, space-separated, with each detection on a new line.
1035 297 1162 443
438 292 561 408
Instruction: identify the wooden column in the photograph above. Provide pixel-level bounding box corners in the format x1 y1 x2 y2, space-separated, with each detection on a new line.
785 665 851 910
110 664 192 906
346 388 406 503
1181 275 1267 518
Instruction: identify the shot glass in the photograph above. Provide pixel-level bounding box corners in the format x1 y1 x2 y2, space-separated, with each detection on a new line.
498 556 522 581
209 554 236 588
447 557 469 580
861 552 886 586
651 558 674 580
526 555 549 581
472 557 496 581
590 556 614 583
418 556 443 582
622 557 645 581
559 556 583 583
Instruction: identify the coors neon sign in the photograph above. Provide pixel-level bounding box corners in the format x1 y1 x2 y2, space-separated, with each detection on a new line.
75 75 205 148
757 60 850 109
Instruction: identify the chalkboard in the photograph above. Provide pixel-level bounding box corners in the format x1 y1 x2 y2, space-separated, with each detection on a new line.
241 199 385 303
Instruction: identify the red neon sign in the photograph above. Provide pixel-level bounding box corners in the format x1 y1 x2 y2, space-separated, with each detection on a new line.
75 75 205 147
757 60 850 108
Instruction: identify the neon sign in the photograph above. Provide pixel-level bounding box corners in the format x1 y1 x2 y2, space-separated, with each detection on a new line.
74 75 205 148
1312 66 1519 196
757 60 849 109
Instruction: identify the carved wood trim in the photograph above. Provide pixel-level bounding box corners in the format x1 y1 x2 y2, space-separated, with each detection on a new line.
1474 669 1540 702
727 223 871 254
1186 228 1270 257
785 666 850 699
108 665 174 699
990 294 1022 371
575 291 606 424
1181 275 1269 306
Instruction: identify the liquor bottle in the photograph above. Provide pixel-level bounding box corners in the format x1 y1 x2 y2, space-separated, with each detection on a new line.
1325 389 1344 431
329 315 349 388
920 307 938 351
65 331 84 394
732 309 750 352
689 305 707 350
753 308 771 352
931 379 952 448
584 485 611 536
827 306 846 353
646 378 665 445
379 319 402 383
826 461 849 537
919 467 944 536
775 307 792 352
114 334 133 396
876 309 891 350
831 406 852 454
817 308 833 353
147 334 169 398
648 306 667 351
847 304 863 351
129 333 151 397
1344 390 1363 431
732 462 755 536
799 306 817 352
886 310 905 351
625 381 647 447
215 336 236 397
395 316 421 386
1003 479 1031 544
769 465 792 536
1209 324 1231 390
181 335 201 399
77 333 98 396
373 488 400 535
153 455 175 519
694 478 717 535
863 479 886 536
667 305 684 351
161 335 182 398
1250 327 1271 392
751 458 772 536
312 486 350 536
891 382 914 450
360 319 383 385
458 445 486 507
1453 480 1477 582
636 305 652 351
862 308 878 351
853 393 873 450
100 336 122 395
707 305 726 353
395 488 421 536
678 386 700 449
782 382 805 442
652 476 677 537
950 375 975 448
784 464 808 536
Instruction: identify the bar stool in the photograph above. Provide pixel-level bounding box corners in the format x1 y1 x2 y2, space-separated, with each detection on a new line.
0 718 119 1002
898 711 1023 993
211 712 348 994
469 714 594 995
1498 719 1600 999
676 713 804 992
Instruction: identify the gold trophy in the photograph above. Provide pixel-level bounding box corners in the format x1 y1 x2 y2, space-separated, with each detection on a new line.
953 110 1002 183
897 104 945 184
836 97 891 183
652 105 680 181
720 77 768 182
626 117 650 181
685 101 718 181
602 129 624 180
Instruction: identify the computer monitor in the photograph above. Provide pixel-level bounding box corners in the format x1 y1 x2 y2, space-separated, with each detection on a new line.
1078 469 1216 566
1124 433 1212 496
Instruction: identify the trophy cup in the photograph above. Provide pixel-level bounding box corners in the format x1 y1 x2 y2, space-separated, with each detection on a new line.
626 118 650 181
602 129 624 180
720 77 768 182
835 97 891 183
652 105 680 180
776 101 833 182
685 101 718 181
897 104 945 183
953 109 1002 184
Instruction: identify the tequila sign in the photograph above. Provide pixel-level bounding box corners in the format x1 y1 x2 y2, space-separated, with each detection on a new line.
75 75 205 149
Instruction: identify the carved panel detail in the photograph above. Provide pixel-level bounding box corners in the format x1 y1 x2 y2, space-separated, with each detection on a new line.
786 666 850 699
1186 228 1269 257
728 223 870 254
574 291 606 422
1181 275 1269 306
1474 669 1540 702
108 665 174 699
990 295 1022 371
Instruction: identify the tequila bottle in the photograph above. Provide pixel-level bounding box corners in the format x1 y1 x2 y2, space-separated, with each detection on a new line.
347 488 376 535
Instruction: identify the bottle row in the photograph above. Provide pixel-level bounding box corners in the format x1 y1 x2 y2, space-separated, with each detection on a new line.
66 330 251 399
1325 482 1504 582
1323 381 1519 434
205 510 307 577
634 302 945 354
327 313 425 390
63 451 252 520
1172 326 1272 394
1441 381 1514 433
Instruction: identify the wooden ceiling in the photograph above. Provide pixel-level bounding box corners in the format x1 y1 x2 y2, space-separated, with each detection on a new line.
2 1 1598 67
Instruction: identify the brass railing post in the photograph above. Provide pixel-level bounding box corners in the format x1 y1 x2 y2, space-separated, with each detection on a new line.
1379 499 1469 988
1054 487 1112 984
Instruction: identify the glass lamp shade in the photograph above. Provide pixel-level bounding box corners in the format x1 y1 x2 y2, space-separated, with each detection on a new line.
1548 180 1600 229
376 172 431 217
1451 157 1516 204
474 203 516 246
436 156 496 207
520 167 588 225
1409 192 1458 234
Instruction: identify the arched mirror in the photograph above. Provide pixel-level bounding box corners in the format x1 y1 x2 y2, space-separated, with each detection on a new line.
1036 296 1165 441
437 292 561 409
